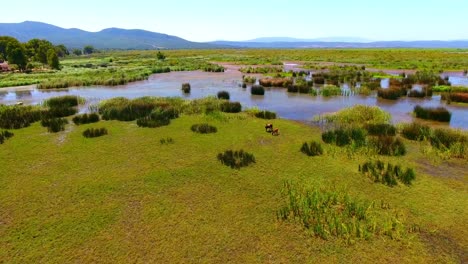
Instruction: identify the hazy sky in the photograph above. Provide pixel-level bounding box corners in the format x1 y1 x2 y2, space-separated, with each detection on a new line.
2 0 467 42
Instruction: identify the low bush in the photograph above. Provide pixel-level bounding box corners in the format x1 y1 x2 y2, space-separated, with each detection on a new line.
41 117 68 133
83 127 108 138
377 88 403 100
217 91 230 100
44 95 80 108
300 141 324 156
371 136 406 156
359 160 416 186
251 85 265 95
136 107 178 128
181 83 191 94
45 106 78 118
0 105 44 129
254 110 276 119
365 123 396 136
444 92 468 103
0 130 14 144
322 127 367 147
217 149 256 169
429 128 467 150
72 113 100 125
191 123 217 134
400 122 431 141
414 105 451 122
220 101 242 113
321 85 341 97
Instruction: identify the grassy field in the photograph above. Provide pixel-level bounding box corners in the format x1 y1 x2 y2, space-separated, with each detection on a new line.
0 111 466 263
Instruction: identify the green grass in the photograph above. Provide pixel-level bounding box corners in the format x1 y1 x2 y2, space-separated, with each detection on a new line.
0 113 467 263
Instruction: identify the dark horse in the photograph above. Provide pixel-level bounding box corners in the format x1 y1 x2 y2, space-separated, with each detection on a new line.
265 123 273 132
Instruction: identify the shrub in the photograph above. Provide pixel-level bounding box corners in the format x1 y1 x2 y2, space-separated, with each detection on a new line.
220 101 242 113
300 141 324 156
83 128 108 138
44 95 79 108
181 83 191 93
45 106 78 118
254 110 276 119
251 85 265 95
429 128 467 150
377 88 403 100
359 160 416 186
414 105 451 122
41 117 68 133
322 127 367 147
191 123 217 134
136 107 178 128
0 105 44 129
400 122 431 141
371 136 406 156
321 85 341 97
72 113 100 125
0 130 14 144
320 105 391 126
217 91 230 100
365 123 396 136
217 149 256 169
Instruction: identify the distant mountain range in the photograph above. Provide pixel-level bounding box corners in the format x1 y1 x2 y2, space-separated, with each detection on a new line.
1 21 467 49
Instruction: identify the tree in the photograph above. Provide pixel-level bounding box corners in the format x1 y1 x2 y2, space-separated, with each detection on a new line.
72 49 82 56
54 44 69 57
6 42 27 71
156 51 166 60
0 36 22 61
47 49 60 70
83 45 95 55
25 39 54 64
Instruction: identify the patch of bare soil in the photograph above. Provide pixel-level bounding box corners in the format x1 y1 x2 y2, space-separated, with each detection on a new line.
416 158 468 180
420 231 467 263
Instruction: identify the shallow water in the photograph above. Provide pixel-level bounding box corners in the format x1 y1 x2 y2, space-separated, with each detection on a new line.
0 70 467 129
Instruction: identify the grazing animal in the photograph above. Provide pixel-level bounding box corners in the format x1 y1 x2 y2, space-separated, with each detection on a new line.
265 123 273 132
272 128 280 136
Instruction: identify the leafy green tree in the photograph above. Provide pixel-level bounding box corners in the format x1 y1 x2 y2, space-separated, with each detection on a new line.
0 36 22 61
156 51 166 60
83 45 95 55
6 42 27 71
72 49 82 56
54 44 69 57
47 49 60 70
25 39 54 64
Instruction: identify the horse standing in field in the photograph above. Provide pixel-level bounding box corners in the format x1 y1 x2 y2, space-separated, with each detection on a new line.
271 128 280 136
265 123 273 132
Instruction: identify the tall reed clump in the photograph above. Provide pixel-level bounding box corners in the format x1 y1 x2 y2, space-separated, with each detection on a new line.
242 76 256 83
181 83 191 94
217 91 230 100
370 136 406 156
254 110 277 119
277 181 408 241
359 160 416 186
429 128 467 158
400 122 431 141
72 113 100 125
83 128 108 138
300 141 324 156
99 97 162 121
41 117 68 133
414 105 451 122
377 87 404 100
259 78 292 87
217 149 256 169
320 85 341 97
443 93 468 103
322 127 367 147
251 85 265 95
220 101 242 113
0 105 44 129
319 105 391 127
0 130 14 144
136 107 178 128
365 124 396 136
191 123 217 134
43 96 81 118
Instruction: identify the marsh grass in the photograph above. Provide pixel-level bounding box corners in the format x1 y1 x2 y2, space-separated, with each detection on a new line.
320 85 341 97
300 141 324 156
191 123 217 134
365 124 397 136
277 181 408 241
322 127 367 147
41 117 68 133
72 113 100 125
217 149 256 169
359 160 416 186
414 105 451 122
136 107 178 128
220 101 242 113
0 105 44 129
400 122 431 141
251 85 265 95
82 127 108 138
0 130 14 144
254 110 277 119
160 137 174 144
370 136 406 156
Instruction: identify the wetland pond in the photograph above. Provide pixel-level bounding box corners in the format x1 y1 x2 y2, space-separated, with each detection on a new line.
0 68 467 129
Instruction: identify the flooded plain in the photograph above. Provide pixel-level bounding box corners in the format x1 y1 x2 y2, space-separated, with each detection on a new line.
0 68 467 129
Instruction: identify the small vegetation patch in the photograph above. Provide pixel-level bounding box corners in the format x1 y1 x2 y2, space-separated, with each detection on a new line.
251 85 265 95
217 149 256 169
365 123 396 136
41 117 68 133
0 130 14 144
318 105 391 126
322 127 367 147
217 91 230 100
321 85 341 97
181 83 191 93
370 136 406 156
83 128 108 138
160 137 174 144
429 128 467 158
378 88 404 100
400 122 431 141
277 181 408 241
220 101 242 113
191 123 217 134
414 105 451 122
136 107 178 128
0 105 43 129
300 141 324 156
359 160 416 186
72 113 100 125
44 96 80 108
254 110 277 119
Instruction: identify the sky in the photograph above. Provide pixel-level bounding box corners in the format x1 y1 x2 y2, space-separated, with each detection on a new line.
2 0 468 42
